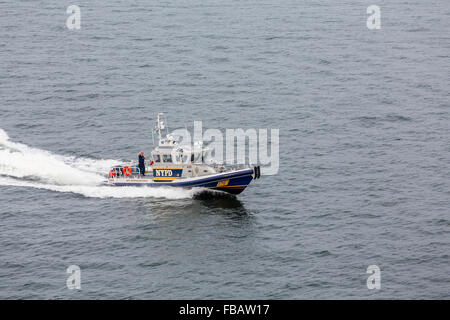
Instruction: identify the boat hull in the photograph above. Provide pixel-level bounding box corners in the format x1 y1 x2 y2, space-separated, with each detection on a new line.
108 168 254 195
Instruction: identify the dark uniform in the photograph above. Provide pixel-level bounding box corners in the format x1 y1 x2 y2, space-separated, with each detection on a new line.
139 154 145 176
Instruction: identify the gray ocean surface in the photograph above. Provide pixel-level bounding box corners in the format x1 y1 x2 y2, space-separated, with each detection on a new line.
0 0 449 299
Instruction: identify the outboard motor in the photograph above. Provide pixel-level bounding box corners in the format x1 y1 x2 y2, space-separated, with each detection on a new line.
253 166 261 179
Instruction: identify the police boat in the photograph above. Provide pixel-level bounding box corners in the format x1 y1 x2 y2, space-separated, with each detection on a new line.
107 113 261 195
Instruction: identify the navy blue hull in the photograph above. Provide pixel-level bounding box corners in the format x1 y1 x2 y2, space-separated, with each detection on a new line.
111 168 254 195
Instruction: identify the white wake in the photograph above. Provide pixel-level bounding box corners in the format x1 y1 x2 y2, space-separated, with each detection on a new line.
0 128 195 199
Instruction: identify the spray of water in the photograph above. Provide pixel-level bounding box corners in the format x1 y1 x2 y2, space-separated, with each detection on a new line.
0 129 196 199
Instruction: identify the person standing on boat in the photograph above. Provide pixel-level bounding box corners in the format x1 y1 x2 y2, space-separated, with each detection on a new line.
138 151 146 176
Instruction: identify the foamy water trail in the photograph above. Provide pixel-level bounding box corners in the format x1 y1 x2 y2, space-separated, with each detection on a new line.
0 129 195 199
0 177 196 199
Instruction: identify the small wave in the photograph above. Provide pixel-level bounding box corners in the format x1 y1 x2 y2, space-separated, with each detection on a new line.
353 113 412 127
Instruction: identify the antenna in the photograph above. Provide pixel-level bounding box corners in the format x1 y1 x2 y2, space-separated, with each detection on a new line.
151 124 155 146
165 114 169 136
157 113 162 143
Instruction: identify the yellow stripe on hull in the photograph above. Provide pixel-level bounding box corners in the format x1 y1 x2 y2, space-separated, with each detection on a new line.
207 184 248 189
153 177 181 180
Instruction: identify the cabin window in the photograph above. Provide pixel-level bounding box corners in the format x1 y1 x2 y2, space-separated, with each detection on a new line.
163 154 172 163
153 154 161 162
193 153 202 163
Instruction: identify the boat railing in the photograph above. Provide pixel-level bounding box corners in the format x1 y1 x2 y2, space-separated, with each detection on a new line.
109 165 152 179
211 163 252 172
